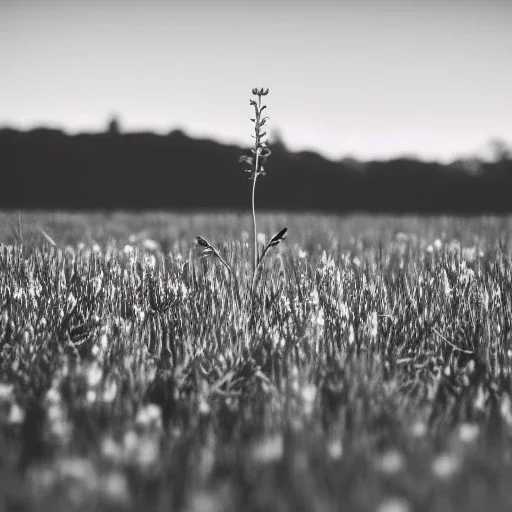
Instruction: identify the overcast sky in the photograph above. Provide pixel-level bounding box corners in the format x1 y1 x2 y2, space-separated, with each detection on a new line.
1 0 511 162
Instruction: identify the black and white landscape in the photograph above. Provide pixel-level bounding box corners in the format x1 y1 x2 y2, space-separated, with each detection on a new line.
1 1 512 511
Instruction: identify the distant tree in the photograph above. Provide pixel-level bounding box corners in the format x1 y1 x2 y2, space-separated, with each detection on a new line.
488 138 511 162
451 156 483 175
106 114 122 135
340 156 365 171
269 128 287 154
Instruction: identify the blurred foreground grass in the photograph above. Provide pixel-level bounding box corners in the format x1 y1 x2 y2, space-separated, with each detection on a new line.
1 211 512 511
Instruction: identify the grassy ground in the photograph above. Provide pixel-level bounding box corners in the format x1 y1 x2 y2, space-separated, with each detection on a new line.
1 211 512 511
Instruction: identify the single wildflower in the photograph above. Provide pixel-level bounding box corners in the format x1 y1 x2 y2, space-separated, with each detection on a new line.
257 232 266 246
462 246 477 262
327 439 343 460
309 288 319 306
0 383 14 402
315 308 325 327
100 470 131 506
376 497 411 512
7 402 25 425
369 311 378 339
431 453 460 479
100 379 118 403
458 423 479 443
143 253 157 271
348 323 355 345
375 449 405 475
411 421 427 438
442 268 452 296
251 434 284 464
301 383 317 416
500 394 512 426
135 404 163 431
123 430 160 469
86 362 103 388
142 238 160 251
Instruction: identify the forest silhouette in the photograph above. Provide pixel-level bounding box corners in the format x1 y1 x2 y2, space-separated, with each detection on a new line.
1 125 511 212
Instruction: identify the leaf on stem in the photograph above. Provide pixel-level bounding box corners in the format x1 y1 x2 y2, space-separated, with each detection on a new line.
268 228 287 247
196 236 211 248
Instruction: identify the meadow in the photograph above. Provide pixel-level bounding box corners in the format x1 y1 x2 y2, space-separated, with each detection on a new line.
1 210 512 512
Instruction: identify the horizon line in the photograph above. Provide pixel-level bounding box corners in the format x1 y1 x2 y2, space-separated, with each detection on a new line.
1 121 509 166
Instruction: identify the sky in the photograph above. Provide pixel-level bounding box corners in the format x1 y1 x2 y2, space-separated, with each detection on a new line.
0 0 511 162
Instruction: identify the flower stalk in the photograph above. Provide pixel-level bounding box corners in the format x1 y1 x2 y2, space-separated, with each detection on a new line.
194 87 287 301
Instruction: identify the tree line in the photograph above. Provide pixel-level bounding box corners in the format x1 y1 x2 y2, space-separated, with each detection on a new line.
1 127 511 212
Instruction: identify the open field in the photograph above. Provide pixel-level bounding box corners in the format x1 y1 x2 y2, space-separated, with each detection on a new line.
2 211 512 511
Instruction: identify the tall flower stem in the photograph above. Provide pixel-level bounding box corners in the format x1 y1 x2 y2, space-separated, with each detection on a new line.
194 87 287 315
251 172 258 281
251 94 262 283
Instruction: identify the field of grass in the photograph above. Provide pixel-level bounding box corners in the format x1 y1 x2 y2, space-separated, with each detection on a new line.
2 211 512 511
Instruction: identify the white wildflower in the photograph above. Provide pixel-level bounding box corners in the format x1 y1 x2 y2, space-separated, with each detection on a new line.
143 254 156 271
474 385 487 412
142 239 160 251
101 379 118 403
301 384 317 416
310 289 319 306
410 421 427 438
441 268 451 296
458 262 475 286
123 430 160 468
0 383 14 402
348 323 355 345
198 398 211 416
376 497 411 512
8 402 25 425
251 435 283 464
298 249 308 259
431 453 460 479
370 311 378 339
375 449 405 475
100 470 130 506
327 439 343 460
92 272 103 297
101 436 125 465
45 403 72 444
133 304 145 323
315 308 325 327
447 240 461 253
66 292 77 312
501 394 512 426
339 301 349 320
45 386 61 406
462 247 477 262
320 251 335 272
135 404 163 431
86 362 103 388
458 422 479 443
